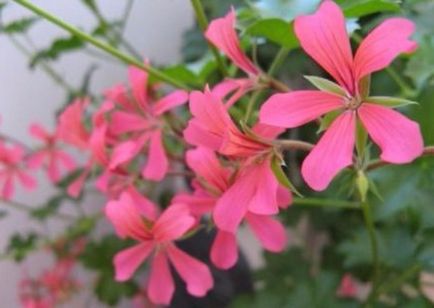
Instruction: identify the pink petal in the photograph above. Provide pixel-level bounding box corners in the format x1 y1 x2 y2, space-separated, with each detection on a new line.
105 192 151 240
152 90 188 115
245 213 288 252
211 78 254 108
354 18 417 82
128 65 148 109
57 98 90 149
89 124 108 166
277 185 293 209
110 111 149 135
213 170 253 232
17 171 37 190
252 122 285 140
110 135 148 170
152 204 195 242
147 252 174 305
186 147 230 193
246 160 279 215
142 130 168 181
167 245 213 297
127 186 159 221
301 111 356 191
55 151 76 171
172 191 216 217
210 230 238 269
26 151 46 169
358 103 423 163
205 10 259 75
294 1 355 93
1 176 14 200
114 242 154 281
67 167 89 198
47 156 60 182
184 90 233 150
260 91 344 128
29 123 50 141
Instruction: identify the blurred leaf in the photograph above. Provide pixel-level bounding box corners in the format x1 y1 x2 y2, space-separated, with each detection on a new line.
95 272 138 306
338 228 373 267
30 36 84 67
81 235 138 305
366 96 418 108
31 195 64 221
66 217 96 239
253 0 321 21
409 85 434 145
305 76 346 96
56 168 84 190
246 19 298 48
1 17 39 34
5 232 38 262
336 0 400 18
405 37 434 89
150 64 201 87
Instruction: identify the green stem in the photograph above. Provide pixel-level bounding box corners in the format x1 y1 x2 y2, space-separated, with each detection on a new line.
0 198 75 221
362 201 380 304
190 0 227 76
13 0 190 90
9 35 77 94
292 197 360 209
377 264 421 295
244 47 290 122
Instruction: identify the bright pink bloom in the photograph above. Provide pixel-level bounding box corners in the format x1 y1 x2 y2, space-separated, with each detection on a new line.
175 147 289 269
27 123 76 182
57 98 90 150
0 142 36 200
184 90 292 231
105 194 213 305
259 1 423 191
206 9 259 76
107 65 188 181
337 274 358 298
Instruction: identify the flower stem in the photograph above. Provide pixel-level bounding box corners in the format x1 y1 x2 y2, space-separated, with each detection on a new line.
12 0 190 90
361 201 380 304
190 0 228 76
275 139 314 152
0 198 75 221
366 146 434 171
292 197 360 209
377 264 421 295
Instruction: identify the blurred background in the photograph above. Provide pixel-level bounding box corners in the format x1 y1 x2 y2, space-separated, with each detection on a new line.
0 1 194 306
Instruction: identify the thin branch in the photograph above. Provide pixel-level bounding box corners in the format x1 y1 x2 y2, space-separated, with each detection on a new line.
366 146 434 171
292 197 360 209
13 0 190 90
275 140 314 152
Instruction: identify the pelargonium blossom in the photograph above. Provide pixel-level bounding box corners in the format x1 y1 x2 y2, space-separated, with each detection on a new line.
105 193 213 305
0 142 36 200
175 147 288 269
184 89 292 233
206 9 259 76
106 65 188 181
27 123 76 182
259 0 423 190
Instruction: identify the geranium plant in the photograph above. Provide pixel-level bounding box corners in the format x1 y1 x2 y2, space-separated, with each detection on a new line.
1 0 434 307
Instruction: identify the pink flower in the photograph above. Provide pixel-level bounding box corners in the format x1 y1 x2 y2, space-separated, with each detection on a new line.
27 123 76 182
337 274 358 298
259 1 423 191
105 193 213 305
206 9 259 76
57 98 90 150
0 142 36 200
175 147 289 269
184 90 292 234
107 65 188 181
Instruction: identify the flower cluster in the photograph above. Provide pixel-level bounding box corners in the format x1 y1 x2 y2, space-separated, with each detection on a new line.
2 1 424 306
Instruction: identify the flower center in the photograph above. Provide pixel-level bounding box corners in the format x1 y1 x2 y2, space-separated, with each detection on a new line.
344 95 362 110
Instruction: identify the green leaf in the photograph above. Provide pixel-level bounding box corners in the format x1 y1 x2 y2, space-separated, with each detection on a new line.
409 85 434 145
30 36 84 67
1 17 39 34
31 195 64 221
366 96 419 108
271 156 303 197
318 110 341 133
405 36 434 89
337 0 400 18
304 76 347 96
5 232 39 262
245 19 298 48
95 272 138 306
